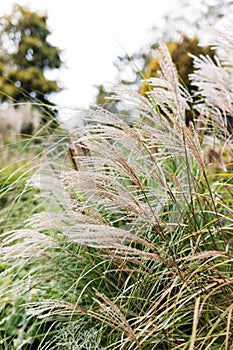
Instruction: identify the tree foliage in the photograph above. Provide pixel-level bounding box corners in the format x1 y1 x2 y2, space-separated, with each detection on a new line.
0 4 62 118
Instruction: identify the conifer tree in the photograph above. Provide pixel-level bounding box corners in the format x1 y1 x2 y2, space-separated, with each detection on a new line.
0 4 63 125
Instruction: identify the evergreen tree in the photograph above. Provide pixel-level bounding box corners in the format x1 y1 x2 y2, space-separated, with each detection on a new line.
0 4 63 125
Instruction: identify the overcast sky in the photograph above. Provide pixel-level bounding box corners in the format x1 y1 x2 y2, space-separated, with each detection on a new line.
1 0 177 108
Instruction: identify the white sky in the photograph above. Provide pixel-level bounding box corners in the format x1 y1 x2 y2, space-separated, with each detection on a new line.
1 0 176 108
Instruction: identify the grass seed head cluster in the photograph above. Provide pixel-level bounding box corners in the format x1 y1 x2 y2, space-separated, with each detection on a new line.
1 26 233 349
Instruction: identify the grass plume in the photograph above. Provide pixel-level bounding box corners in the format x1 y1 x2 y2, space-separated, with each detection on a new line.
1 26 233 349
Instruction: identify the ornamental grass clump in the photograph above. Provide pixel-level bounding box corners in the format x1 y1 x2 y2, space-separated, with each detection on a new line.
1 27 233 349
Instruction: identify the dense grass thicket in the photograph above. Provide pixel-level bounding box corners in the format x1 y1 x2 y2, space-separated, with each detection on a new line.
0 27 233 349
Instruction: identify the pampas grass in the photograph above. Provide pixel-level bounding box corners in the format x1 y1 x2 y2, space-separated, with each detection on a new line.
1 26 233 349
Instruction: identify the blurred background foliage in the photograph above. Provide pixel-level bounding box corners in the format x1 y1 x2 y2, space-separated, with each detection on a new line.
0 4 63 128
94 0 233 121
